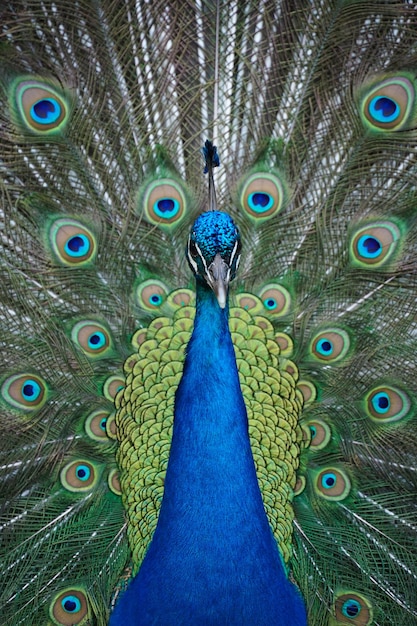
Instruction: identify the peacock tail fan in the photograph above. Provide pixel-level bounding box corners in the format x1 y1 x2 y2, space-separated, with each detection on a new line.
1 1 417 625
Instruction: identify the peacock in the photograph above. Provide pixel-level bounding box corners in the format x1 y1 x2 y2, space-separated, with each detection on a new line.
1 1 417 625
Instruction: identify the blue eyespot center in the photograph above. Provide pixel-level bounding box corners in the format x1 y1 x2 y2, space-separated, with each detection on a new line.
88 331 106 349
264 298 277 310
369 95 400 123
62 595 81 613
158 199 174 212
31 98 61 124
65 234 90 256
22 380 41 401
76 465 91 481
154 198 180 219
99 418 107 430
317 338 333 355
357 235 382 258
309 425 317 439
322 472 336 488
372 391 390 413
150 294 163 305
248 192 274 213
342 599 361 618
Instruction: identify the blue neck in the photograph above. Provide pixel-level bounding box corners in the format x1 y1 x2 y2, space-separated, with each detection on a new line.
111 282 307 625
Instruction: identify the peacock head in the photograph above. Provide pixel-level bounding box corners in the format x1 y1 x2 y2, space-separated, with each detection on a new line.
187 211 241 309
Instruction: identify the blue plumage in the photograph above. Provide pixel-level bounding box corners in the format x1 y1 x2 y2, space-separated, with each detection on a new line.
111 214 306 623
190 211 239 262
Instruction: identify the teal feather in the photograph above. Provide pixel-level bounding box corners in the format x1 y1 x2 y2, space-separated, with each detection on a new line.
1 2 417 625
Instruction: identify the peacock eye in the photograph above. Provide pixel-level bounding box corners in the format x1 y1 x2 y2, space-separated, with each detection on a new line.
310 328 350 362
60 460 98 492
108 468 122 495
136 279 169 311
315 467 351 500
50 588 89 625
139 177 188 230
365 385 411 423
2 373 48 411
103 375 125 401
239 172 285 222
71 321 112 357
259 284 291 317
360 75 415 131
85 410 110 442
14 80 70 134
334 592 372 625
350 221 401 268
305 419 331 450
49 219 97 266
189 239 198 257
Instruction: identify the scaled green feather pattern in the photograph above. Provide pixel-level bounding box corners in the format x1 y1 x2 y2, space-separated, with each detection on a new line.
116 293 304 568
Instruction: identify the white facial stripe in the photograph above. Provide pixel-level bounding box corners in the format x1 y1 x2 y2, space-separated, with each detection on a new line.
188 237 240 284
196 242 210 276
229 239 239 267
187 239 211 279
187 237 198 273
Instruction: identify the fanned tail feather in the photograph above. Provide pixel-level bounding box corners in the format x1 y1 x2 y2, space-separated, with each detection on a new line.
1 1 417 625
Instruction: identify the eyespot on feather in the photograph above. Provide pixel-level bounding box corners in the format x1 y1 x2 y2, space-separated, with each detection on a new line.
334 592 373 625
50 588 89 625
293 475 306 496
365 385 411 423
60 460 98 492
350 222 401 268
360 76 415 131
239 172 285 221
2 373 48 410
136 279 169 311
259 284 291 317
71 321 112 357
297 380 317 405
315 467 351 501
306 419 331 450
139 178 187 229
105 413 118 439
103 376 125 401
49 219 97 266
85 410 110 442
108 468 122 495
13 79 70 134
310 329 350 362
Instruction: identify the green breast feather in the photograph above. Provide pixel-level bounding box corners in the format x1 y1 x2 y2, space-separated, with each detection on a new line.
115 287 305 569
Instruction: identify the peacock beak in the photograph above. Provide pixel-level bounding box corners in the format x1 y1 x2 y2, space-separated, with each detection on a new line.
206 253 230 309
